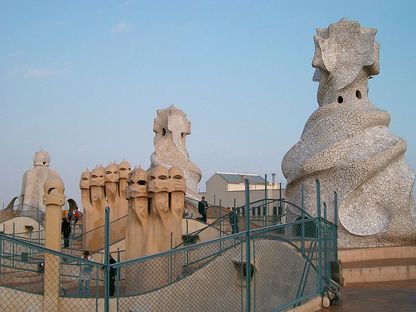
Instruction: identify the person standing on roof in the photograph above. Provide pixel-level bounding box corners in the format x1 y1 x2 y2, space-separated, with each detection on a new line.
61 216 71 248
109 254 117 296
79 251 94 297
227 207 240 234
198 196 209 222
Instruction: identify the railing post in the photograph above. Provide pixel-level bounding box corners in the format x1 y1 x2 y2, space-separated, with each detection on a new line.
95 265 99 312
219 199 222 228
244 178 251 312
0 236 2 283
38 220 41 244
169 232 173 284
29 228 32 260
104 207 110 312
116 248 121 311
315 180 323 294
333 191 339 261
70 222 74 252
186 219 189 268
279 182 282 216
12 222 15 268
219 200 222 254
213 200 216 221
264 174 268 227
301 185 305 257
323 202 328 281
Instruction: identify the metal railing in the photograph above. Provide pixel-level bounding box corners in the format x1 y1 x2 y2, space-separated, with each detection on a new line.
69 215 127 253
0 179 338 312
177 196 314 249
0 203 45 225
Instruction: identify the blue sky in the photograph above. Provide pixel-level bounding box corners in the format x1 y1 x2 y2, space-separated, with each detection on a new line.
1 0 415 206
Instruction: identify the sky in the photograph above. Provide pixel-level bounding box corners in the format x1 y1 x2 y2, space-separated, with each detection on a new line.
1 0 415 207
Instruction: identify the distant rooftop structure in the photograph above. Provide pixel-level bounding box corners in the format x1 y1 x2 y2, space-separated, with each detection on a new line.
216 172 267 185
201 172 284 208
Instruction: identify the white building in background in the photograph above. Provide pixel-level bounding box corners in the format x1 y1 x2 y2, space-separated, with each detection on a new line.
200 172 285 210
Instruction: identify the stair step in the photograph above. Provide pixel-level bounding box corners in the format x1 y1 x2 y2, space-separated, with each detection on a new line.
1 270 43 284
342 257 416 285
339 246 416 262
343 257 416 269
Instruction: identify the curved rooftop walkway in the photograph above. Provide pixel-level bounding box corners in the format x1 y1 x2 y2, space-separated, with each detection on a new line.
320 280 416 312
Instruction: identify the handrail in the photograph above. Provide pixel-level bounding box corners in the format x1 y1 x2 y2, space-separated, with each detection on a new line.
70 198 198 252
0 203 45 225
72 214 127 240
0 215 336 306
111 217 321 299
0 233 103 266
174 198 274 248
175 197 315 248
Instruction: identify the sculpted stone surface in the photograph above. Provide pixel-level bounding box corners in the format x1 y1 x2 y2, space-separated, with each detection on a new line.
80 169 94 248
79 107 193 254
43 174 65 208
104 162 128 221
125 165 185 291
169 166 186 250
282 18 416 248
117 160 131 218
125 165 185 258
80 161 130 250
80 159 186 259
43 172 65 310
150 105 202 200
19 150 59 211
125 167 149 261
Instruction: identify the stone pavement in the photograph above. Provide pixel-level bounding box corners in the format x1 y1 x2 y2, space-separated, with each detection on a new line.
319 280 416 312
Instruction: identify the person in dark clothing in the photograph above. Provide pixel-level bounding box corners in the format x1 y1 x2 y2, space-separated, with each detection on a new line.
228 207 240 234
198 196 209 222
61 217 71 248
109 255 117 296
231 207 239 234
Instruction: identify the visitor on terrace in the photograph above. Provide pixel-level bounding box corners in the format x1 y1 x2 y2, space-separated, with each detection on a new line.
61 216 71 248
198 196 209 222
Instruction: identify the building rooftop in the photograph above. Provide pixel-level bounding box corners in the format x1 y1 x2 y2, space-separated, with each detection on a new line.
216 172 267 185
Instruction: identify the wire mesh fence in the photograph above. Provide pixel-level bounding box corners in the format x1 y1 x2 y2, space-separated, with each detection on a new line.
0 233 104 311
0 179 338 312
71 215 127 253
2 203 45 220
115 232 246 312
0 235 45 295
113 217 333 312
0 214 337 312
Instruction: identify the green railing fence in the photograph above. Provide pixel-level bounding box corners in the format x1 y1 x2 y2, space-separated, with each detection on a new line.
0 179 339 312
